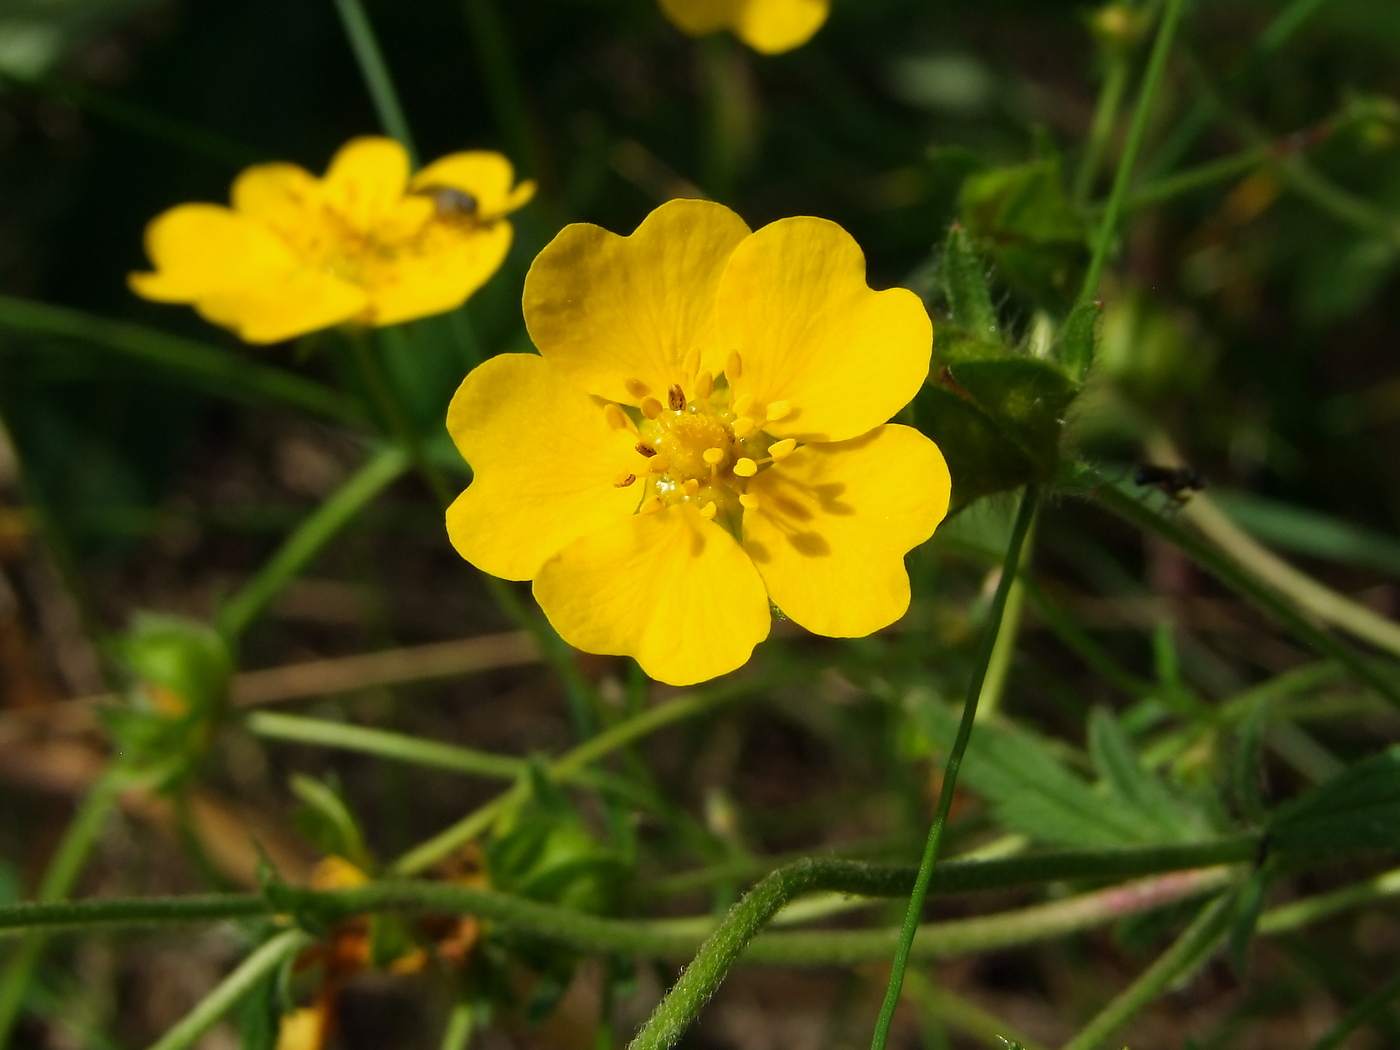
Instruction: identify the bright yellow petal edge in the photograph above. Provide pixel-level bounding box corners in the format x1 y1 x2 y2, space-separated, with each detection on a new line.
657 0 828 53
130 136 533 343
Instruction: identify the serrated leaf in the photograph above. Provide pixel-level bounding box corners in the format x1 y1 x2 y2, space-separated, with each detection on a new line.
1089 709 1211 842
1269 746 1400 856
912 694 1184 848
941 224 999 340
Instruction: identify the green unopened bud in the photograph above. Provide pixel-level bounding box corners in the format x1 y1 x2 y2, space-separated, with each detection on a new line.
1090 3 1146 52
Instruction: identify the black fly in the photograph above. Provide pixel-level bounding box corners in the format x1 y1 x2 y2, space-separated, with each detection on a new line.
1134 464 1204 503
414 185 480 221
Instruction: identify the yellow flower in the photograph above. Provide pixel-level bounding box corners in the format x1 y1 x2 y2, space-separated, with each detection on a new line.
446 199 950 686
659 0 828 54
130 136 534 344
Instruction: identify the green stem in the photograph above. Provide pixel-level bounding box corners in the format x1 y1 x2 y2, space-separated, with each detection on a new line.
0 838 1262 939
1073 54 1131 208
217 445 410 639
1079 0 1189 303
976 514 1037 721
331 0 418 162
1127 143 1269 209
0 770 126 1044
390 677 777 875
441 1001 476 1050
1307 968 1400 1050
144 929 312 1050
0 295 362 425
869 485 1039 1050
1060 890 1236 1050
1259 866 1400 935
902 969 1051 1050
1085 475 1400 710
461 0 540 179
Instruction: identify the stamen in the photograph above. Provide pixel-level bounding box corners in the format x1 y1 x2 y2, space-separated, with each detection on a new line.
694 371 714 399
635 442 657 458
726 351 743 379
625 377 651 399
613 472 637 487
768 438 797 460
733 457 758 477
668 384 686 412
702 447 725 465
682 479 700 496
765 400 792 421
639 497 664 515
699 501 718 520
739 493 760 510
641 396 663 419
731 417 755 438
647 457 670 474
733 393 754 417
604 403 630 431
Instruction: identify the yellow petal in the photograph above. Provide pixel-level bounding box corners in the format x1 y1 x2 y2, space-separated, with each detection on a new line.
533 504 771 685
364 222 514 325
275 1007 325 1050
231 161 322 232
446 354 642 581
193 270 368 344
718 216 931 442
741 424 950 637
322 136 411 231
409 151 535 220
658 0 742 35
523 199 751 406
734 0 829 53
128 204 301 302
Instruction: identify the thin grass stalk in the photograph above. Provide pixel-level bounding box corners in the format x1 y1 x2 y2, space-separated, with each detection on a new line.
331 0 418 161
867 485 1039 1050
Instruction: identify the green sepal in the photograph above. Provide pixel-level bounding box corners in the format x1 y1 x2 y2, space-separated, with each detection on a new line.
940 224 998 340
1058 298 1102 381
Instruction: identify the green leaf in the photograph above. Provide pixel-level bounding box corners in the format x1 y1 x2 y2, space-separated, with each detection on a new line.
1058 299 1102 381
948 357 1078 480
290 773 370 868
914 385 1036 507
912 693 1181 848
1088 708 1209 843
940 224 998 340
1269 746 1400 856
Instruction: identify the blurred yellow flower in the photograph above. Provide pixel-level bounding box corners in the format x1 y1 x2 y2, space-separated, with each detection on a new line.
446 199 950 686
130 136 534 344
659 0 828 53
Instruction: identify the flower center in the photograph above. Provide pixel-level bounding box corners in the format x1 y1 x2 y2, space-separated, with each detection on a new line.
610 362 799 529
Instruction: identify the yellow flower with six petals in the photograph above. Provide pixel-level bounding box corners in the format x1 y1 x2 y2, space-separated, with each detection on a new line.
659 0 828 54
446 199 950 686
130 136 534 344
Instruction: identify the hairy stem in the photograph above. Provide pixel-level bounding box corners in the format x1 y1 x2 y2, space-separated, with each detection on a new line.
869 485 1040 1050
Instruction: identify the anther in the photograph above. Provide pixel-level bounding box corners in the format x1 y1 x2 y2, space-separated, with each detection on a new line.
726 351 743 379
604 404 630 431
739 493 760 510
694 371 714 399
732 417 755 438
699 501 718 519
641 396 663 419
613 472 637 487
668 384 686 412
733 393 754 417
682 479 700 496
635 442 657 458
765 400 792 421
768 438 797 460
702 447 725 465
639 497 664 515
733 457 758 477
625 377 651 399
